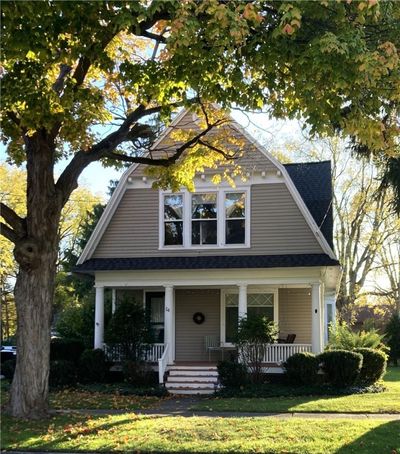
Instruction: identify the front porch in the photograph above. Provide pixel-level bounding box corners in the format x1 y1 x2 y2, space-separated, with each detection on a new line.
93 267 335 384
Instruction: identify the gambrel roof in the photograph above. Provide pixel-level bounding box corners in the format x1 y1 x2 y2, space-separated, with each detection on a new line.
75 108 338 272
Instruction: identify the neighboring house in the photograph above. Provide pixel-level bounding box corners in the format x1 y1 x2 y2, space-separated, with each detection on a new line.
75 109 341 393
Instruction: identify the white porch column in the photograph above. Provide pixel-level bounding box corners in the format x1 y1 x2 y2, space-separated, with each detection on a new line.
111 288 116 314
164 285 174 364
94 286 105 350
311 283 322 353
238 284 248 320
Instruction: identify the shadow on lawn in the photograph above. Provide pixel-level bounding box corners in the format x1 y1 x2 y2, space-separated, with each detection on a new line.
335 420 400 454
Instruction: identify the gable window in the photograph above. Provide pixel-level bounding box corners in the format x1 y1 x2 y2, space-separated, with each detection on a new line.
164 194 183 246
191 193 217 245
225 192 246 244
160 187 250 249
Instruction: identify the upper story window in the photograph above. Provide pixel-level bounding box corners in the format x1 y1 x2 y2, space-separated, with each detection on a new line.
160 188 250 248
225 192 246 244
192 193 217 245
164 194 183 246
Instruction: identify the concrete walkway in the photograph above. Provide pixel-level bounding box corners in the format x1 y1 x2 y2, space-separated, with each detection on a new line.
54 396 400 420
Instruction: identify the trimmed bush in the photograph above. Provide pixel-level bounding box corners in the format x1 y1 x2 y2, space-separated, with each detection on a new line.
354 348 387 385
50 338 85 364
78 349 109 383
318 350 363 388
122 360 157 386
1 359 16 380
284 352 319 385
49 360 77 388
385 313 400 366
217 360 249 389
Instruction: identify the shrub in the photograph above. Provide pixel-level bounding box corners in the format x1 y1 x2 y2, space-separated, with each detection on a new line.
327 323 385 351
122 360 156 386
217 360 249 389
385 313 400 366
318 350 363 388
284 352 320 385
235 314 278 383
1 359 16 380
49 360 77 388
78 349 109 383
106 298 152 361
354 348 387 385
50 338 85 364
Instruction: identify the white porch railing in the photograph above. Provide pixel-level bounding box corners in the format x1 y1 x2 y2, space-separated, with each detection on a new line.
103 343 165 363
158 343 169 384
262 343 312 364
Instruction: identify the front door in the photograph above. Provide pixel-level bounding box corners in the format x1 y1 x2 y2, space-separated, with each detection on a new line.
145 292 165 343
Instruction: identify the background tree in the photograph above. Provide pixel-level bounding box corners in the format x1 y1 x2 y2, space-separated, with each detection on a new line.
1 0 399 418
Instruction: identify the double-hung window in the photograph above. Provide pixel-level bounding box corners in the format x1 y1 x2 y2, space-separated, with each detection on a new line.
163 194 183 246
161 188 249 248
191 193 217 245
225 192 246 244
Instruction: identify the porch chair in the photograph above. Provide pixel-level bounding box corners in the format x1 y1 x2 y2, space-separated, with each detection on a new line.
277 334 296 344
205 335 221 361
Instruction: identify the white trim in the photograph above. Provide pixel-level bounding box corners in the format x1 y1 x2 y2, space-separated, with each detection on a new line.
78 108 190 264
158 186 251 249
220 287 279 347
227 119 337 260
78 164 138 264
80 107 337 263
159 192 185 249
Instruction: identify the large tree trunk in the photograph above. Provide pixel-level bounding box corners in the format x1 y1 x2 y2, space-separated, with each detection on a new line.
9 253 57 418
7 132 63 418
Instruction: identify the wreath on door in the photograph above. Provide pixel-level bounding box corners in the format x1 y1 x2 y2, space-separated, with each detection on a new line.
193 312 205 325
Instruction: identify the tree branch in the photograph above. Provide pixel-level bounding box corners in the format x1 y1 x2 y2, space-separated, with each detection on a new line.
107 118 227 166
0 202 26 237
0 222 19 244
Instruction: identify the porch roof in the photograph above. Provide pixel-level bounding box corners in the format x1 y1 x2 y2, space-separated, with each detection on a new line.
74 253 339 274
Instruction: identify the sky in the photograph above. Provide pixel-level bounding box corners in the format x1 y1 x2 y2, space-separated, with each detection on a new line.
0 110 304 200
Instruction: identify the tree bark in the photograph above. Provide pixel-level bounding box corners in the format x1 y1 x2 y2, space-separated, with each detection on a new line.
9 253 57 418
7 131 62 418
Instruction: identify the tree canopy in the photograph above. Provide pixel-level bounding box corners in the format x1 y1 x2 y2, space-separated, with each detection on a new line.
1 0 399 207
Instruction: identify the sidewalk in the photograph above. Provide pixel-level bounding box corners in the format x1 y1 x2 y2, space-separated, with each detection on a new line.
54 396 400 420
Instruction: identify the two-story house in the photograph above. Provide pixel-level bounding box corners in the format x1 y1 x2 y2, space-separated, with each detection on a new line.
75 108 341 394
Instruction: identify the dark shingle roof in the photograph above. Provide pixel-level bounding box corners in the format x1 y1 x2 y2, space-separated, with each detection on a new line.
74 254 339 273
284 161 334 248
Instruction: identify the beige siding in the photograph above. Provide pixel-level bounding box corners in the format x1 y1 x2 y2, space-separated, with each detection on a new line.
278 288 311 344
175 289 220 361
93 184 322 258
133 110 279 178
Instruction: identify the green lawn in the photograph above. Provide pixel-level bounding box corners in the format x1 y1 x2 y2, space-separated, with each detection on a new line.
1 413 399 454
193 367 400 414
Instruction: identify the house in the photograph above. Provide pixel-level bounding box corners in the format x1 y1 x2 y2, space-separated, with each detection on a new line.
75 109 341 393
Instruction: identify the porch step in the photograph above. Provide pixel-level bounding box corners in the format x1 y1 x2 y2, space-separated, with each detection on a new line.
165 365 219 395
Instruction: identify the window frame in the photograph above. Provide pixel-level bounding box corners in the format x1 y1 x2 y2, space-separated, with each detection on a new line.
159 186 251 249
220 288 279 346
161 192 185 248
190 191 218 247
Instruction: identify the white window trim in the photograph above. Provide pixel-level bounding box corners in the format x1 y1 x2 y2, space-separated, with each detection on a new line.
159 186 251 250
220 288 279 346
159 192 185 249
190 189 219 247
